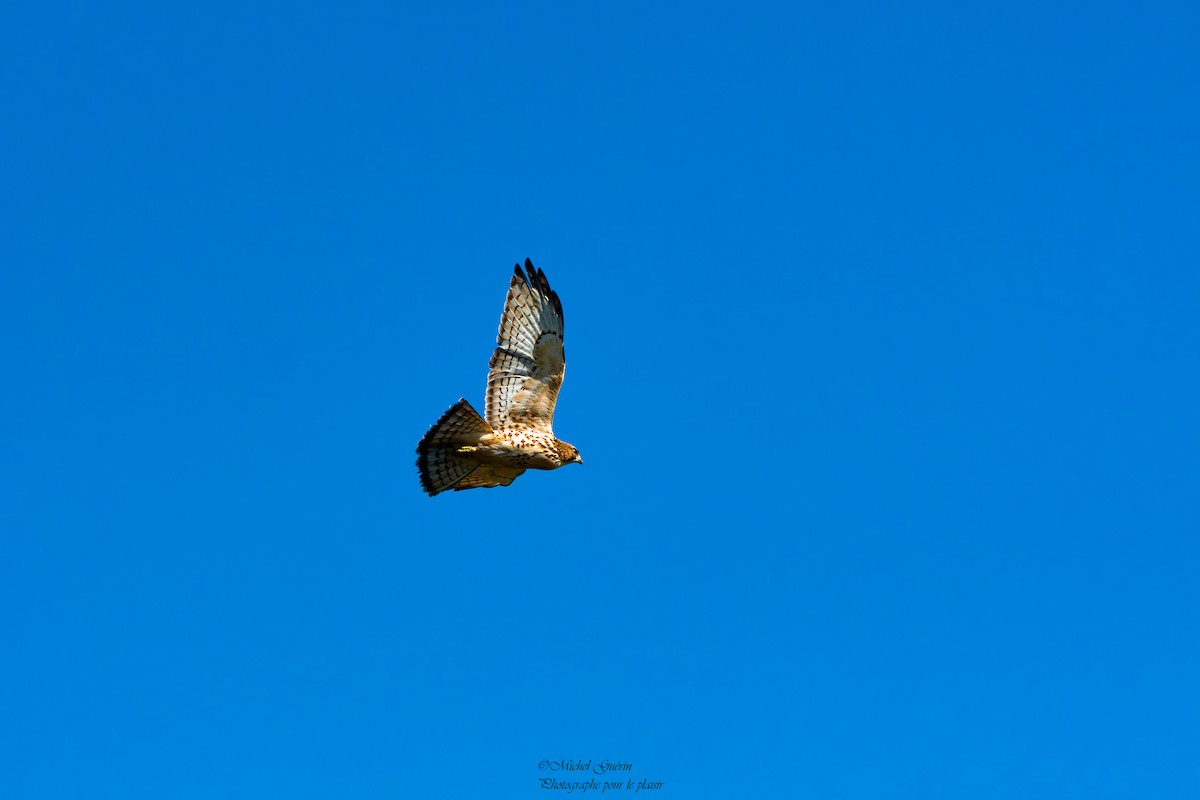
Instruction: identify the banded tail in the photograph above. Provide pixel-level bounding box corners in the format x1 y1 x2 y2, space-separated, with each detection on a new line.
416 399 525 496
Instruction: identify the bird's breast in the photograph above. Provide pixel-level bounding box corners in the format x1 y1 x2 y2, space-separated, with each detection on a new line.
481 430 563 470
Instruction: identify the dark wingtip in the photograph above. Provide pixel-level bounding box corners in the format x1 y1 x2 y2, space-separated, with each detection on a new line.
512 258 563 324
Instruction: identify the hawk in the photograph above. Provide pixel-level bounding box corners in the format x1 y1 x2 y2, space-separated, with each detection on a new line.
416 259 582 496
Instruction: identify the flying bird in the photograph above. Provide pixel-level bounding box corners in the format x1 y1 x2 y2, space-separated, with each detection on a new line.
416 259 582 496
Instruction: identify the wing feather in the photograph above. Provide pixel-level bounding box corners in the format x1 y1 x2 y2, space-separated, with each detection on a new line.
485 259 566 433
453 464 526 491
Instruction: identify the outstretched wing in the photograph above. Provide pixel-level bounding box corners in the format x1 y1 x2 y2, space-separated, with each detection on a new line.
452 464 526 491
485 259 565 434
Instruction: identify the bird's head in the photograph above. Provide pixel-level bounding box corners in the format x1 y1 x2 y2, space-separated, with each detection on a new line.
556 440 583 466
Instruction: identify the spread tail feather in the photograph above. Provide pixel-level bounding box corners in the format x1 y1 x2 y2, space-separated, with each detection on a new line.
416 399 494 496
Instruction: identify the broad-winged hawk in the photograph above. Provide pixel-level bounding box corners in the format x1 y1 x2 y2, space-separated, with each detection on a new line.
416 259 582 495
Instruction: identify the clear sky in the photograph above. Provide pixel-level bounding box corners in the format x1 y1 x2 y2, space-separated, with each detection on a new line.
2 1 1198 798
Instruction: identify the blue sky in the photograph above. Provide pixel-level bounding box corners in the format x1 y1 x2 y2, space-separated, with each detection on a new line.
2 1 1198 797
